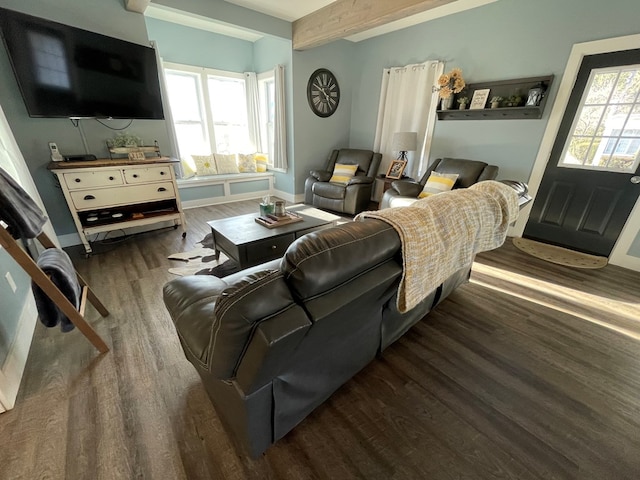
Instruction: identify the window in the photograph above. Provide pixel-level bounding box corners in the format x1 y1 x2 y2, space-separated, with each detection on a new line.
559 65 640 173
163 63 253 173
258 72 275 162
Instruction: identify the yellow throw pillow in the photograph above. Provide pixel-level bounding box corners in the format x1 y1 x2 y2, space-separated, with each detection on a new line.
255 153 269 172
329 163 358 185
237 153 257 173
180 158 197 179
191 154 217 176
214 153 240 174
418 172 459 198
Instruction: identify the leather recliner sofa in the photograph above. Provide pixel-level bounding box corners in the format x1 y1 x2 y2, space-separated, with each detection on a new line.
304 148 382 215
380 157 499 209
163 182 530 458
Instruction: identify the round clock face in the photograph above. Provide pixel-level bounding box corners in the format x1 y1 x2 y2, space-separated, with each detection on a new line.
307 68 340 117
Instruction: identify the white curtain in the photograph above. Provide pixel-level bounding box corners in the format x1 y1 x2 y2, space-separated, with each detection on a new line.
273 64 288 171
152 42 182 176
244 72 263 153
373 60 443 181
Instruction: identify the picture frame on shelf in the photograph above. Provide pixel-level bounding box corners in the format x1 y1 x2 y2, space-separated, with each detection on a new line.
386 160 407 179
470 89 491 110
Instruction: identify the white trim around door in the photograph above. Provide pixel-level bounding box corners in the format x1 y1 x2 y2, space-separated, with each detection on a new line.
514 33 640 271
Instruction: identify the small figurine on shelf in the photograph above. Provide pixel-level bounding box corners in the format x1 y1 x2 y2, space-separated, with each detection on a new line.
457 97 469 110
490 96 503 109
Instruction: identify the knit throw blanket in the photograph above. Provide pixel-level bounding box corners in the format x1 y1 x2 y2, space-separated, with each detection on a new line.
356 181 518 313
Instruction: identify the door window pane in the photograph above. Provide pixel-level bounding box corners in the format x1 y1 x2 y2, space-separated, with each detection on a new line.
559 65 640 173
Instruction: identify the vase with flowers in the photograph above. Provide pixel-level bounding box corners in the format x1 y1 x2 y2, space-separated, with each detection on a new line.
435 68 466 110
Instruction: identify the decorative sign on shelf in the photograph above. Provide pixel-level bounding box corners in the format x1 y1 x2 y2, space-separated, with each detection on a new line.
128 151 146 161
470 89 491 110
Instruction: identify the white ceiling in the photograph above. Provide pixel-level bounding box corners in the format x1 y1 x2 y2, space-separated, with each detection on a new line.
224 0 337 22
146 0 499 44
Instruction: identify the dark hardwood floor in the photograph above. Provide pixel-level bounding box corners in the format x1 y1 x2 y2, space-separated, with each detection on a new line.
2 199 640 479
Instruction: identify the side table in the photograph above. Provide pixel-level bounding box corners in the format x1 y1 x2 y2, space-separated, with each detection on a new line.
377 174 415 193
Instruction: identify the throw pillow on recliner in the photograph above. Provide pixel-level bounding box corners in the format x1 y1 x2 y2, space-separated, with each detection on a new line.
329 163 358 185
418 172 459 198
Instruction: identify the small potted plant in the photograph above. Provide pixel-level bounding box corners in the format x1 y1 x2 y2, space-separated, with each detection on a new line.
505 95 523 107
457 97 469 110
490 96 503 109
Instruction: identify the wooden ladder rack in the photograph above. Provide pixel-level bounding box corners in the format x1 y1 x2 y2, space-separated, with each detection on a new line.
0 225 109 353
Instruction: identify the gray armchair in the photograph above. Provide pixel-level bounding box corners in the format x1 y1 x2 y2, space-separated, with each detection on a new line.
380 157 499 209
305 148 382 215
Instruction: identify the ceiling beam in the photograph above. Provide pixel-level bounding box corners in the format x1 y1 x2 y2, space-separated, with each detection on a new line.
293 0 458 50
125 0 151 14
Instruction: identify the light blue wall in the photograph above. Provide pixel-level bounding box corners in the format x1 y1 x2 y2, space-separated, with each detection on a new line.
0 0 171 237
253 36 295 193
349 0 640 257
350 0 640 181
292 40 355 194
146 18 254 71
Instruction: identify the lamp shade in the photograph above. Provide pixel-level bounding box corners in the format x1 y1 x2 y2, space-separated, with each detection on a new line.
391 132 417 152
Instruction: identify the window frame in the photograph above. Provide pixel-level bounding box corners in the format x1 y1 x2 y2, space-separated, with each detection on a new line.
558 65 640 173
258 70 275 166
163 61 250 160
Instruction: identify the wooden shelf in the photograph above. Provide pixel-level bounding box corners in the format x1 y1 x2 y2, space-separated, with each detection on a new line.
437 75 554 121
107 142 161 159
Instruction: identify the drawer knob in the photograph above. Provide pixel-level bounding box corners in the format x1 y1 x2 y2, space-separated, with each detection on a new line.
75 178 81 183
84 195 96 200
271 245 277 250
133 174 139 178
157 187 167 192
160 171 166 175
109 176 114 181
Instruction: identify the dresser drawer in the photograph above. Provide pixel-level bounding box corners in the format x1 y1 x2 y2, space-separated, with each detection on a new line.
70 181 176 210
123 166 173 184
63 170 123 190
245 233 295 265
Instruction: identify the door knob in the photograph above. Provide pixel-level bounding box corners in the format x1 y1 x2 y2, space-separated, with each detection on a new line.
631 176 640 184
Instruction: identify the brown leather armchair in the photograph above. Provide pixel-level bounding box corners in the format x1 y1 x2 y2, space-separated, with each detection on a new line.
305 148 382 215
380 157 499 209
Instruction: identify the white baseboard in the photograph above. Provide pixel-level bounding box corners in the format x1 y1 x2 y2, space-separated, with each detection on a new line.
0 296 37 412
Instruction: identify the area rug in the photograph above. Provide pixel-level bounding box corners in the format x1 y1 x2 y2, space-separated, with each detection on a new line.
512 237 608 269
168 236 240 277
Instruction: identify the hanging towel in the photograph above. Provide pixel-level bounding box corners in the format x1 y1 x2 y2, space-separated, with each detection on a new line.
0 166 47 239
32 248 81 332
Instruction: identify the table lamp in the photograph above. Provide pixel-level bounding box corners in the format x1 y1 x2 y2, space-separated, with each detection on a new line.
391 132 417 160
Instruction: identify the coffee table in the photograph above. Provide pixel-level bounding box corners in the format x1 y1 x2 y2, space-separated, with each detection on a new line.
207 205 342 269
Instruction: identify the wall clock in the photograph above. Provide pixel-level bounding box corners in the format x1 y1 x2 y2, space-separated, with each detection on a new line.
307 68 340 117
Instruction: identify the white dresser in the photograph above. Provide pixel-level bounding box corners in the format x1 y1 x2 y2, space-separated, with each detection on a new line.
49 157 186 254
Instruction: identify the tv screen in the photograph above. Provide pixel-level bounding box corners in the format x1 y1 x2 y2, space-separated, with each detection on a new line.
0 8 164 119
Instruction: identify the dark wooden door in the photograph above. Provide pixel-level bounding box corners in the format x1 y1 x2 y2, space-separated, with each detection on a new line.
524 49 640 256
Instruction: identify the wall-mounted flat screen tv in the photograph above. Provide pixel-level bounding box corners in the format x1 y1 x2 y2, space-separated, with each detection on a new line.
0 8 164 119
